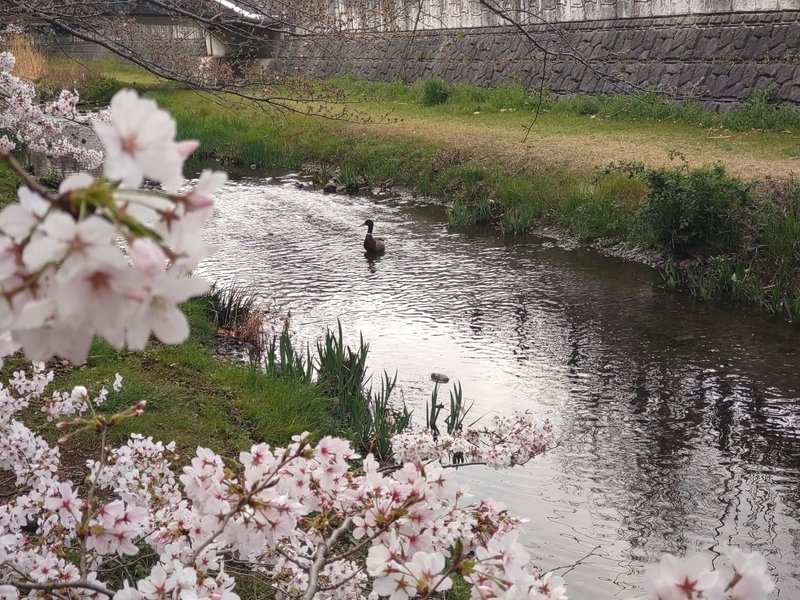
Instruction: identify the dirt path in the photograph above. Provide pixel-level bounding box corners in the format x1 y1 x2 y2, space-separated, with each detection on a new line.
347 111 800 180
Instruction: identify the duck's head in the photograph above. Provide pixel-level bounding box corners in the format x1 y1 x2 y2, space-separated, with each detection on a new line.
363 219 374 233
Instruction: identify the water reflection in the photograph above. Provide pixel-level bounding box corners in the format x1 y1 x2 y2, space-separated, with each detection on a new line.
198 176 800 599
364 252 382 273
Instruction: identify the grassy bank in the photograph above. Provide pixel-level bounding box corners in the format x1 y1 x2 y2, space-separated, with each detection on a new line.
0 163 16 209
138 81 800 320
16 59 800 319
5 297 334 458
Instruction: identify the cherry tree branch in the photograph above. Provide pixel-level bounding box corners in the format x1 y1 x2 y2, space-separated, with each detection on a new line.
302 516 353 600
9 579 114 597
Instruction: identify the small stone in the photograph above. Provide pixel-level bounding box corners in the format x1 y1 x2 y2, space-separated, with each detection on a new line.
323 180 337 193
431 372 450 384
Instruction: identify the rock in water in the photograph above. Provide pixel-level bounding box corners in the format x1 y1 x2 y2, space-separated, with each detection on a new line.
430 372 450 384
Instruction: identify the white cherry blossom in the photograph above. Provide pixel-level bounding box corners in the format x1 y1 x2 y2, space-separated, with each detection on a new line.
644 554 721 600
94 89 190 192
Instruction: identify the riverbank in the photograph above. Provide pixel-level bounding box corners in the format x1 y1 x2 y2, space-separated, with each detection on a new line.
2 297 334 458
12 57 800 318
140 80 800 321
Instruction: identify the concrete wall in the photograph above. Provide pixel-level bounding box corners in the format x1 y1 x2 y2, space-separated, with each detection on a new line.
331 0 800 30
35 17 205 61
272 10 800 108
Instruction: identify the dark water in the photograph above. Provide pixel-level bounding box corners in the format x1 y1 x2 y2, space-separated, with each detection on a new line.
198 176 800 599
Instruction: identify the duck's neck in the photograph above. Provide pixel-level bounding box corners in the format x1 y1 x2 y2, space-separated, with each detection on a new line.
365 224 374 234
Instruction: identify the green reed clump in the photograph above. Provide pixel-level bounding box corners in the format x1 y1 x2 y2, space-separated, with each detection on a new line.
420 78 451 106
263 322 411 461
365 372 411 462
265 330 313 381
316 322 369 418
200 281 259 331
425 381 474 447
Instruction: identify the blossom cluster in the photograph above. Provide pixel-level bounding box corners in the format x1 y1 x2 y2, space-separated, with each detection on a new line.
0 49 103 169
0 364 567 600
0 363 776 600
391 411 553 468
0 85 224 367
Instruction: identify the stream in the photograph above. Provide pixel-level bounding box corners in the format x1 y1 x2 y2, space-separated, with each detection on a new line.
198 175 800 599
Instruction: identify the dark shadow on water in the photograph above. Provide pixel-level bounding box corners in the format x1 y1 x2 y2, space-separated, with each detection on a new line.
364 252 383 273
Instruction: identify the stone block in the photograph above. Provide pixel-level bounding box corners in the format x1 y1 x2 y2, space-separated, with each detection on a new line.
691 0 733 13
731 0 779 11
789 81 800 103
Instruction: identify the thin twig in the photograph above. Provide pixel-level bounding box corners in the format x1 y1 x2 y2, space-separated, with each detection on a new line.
302 516 353 600
0 149 56 200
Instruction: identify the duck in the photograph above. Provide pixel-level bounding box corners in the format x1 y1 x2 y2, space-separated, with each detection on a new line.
362 219 386 254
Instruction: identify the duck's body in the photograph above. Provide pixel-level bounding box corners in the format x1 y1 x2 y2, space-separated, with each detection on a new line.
363 219 386 254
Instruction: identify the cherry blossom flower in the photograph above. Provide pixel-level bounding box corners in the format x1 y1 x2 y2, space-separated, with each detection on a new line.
644 554 721 600
724 546 774 598
94 89 190 192
186 170 227 210
126 274 210 349
22 212 123 276
42 481 82 525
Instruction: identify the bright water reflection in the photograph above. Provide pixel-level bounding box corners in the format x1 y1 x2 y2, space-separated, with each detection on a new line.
198 176 800 599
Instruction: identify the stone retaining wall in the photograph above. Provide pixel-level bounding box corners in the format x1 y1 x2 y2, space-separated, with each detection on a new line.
272 11 800 108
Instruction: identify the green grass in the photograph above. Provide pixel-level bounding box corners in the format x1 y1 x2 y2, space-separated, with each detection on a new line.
5 298 333 458
0 163 17 210
324 77 800 134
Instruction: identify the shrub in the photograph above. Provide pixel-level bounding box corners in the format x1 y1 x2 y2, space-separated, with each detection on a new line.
80 76 124 104
420 78 451 106
597 173 649 210
636 166 751 256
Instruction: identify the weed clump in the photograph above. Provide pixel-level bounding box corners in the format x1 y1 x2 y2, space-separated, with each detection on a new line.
421 78 451 106
80 76 124 104
636 166 751 256
265 323 411 462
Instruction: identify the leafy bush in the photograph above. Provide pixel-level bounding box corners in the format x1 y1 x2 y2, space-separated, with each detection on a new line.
421 78 451 106
36 171 63 191
80 76 124 104
636 166 751 256
724 90 800 133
